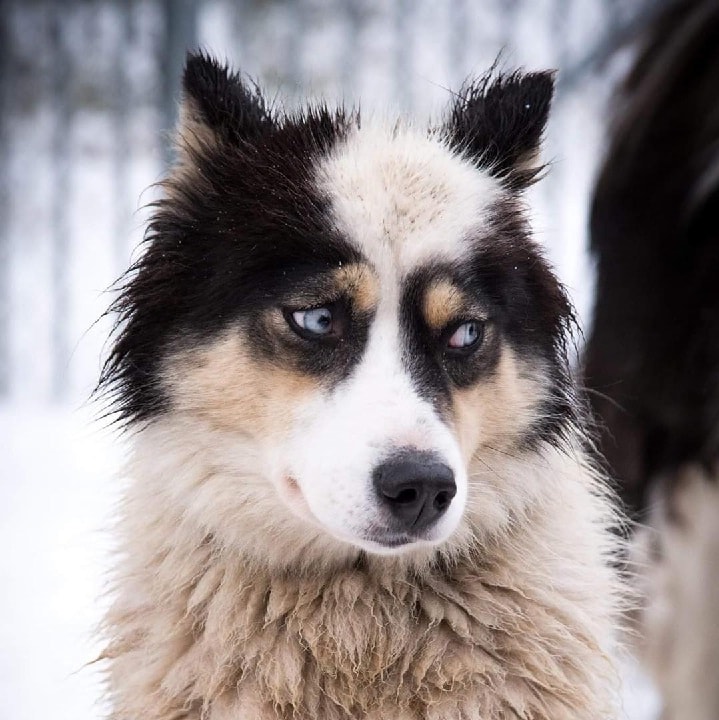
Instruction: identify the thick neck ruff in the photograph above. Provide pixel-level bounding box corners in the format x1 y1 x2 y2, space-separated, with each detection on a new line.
105 512 618 720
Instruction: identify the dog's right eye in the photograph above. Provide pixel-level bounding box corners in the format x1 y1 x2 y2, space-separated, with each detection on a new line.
294 307 332 334
285 305 342 340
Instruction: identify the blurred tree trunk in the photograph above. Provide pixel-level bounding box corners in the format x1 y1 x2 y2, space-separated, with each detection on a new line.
163 0 198 166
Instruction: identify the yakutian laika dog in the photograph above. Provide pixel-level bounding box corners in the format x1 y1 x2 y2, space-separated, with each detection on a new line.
99 53 622 719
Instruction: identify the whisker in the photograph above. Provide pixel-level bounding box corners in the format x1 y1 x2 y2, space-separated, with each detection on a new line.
470 455 505 484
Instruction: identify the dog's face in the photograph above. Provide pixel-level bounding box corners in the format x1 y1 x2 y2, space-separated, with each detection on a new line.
103 55 575 564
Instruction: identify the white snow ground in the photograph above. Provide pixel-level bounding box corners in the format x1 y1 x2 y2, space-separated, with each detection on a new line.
0 402 661 720
0 404 119 720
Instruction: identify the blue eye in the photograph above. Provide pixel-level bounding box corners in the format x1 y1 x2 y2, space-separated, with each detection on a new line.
291 307 334 336
447 321 483 350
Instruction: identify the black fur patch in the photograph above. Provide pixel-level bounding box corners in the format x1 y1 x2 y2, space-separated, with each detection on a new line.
248 277 374 384
400 198 578 448
399 265 500 418
472 199 579 448
444 70 555 191
98 54 357 425
584 0 719 520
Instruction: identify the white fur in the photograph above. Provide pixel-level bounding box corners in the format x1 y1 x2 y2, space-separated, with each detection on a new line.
268 122 502 553
317 122 501 275
278 313 468 553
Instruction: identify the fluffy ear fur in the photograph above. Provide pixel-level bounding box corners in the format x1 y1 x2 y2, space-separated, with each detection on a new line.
178 51 275 152
445 70 555 190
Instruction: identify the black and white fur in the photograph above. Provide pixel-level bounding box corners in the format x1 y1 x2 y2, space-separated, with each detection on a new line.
99 53 621 720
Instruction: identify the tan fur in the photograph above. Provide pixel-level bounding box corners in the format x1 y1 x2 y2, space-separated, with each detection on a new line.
446 351 564 546
175 97 221 169
333 263 379 314
422 279 470 331
261 263 379 317
166 332 316 436
103 416 621 720
631 464 719 720
452 349 542 459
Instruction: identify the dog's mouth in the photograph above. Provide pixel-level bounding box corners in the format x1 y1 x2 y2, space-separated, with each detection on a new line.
361 531 431 553
370 533 414 547
280 474 457 555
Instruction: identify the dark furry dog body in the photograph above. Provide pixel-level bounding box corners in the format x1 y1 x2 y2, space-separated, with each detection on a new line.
99 53 621 719
584 1 719 716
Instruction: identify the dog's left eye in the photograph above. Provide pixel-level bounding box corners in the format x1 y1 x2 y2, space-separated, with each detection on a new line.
447 321 484 351
289 306 336 338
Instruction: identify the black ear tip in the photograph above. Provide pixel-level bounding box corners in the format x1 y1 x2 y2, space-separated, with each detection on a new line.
524 69 556 101
531 69 557 86
182 50 226 93
495 69 556 104
457 67 556 110
447 67 557 190
515 70 556 118
178 50 273 146
184 49 221 69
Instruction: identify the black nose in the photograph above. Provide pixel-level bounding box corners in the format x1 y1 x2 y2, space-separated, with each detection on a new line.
372 451 456 532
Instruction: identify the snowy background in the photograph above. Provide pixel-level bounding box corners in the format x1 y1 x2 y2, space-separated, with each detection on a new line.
0 1 663 717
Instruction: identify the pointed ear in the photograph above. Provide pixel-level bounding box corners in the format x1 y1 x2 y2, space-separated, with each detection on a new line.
177 51 274 154
445 70 555 190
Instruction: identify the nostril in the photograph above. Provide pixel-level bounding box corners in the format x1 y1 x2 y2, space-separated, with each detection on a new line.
434 490 451 511
394 488 419 505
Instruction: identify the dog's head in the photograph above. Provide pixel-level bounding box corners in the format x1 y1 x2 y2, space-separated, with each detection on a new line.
102 53 576 566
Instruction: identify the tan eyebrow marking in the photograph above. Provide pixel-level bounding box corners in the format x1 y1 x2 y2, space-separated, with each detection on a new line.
333 263 378 314
422 278 468 330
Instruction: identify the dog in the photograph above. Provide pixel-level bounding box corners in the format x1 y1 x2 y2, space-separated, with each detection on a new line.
583 0 719 717
98 52 622 719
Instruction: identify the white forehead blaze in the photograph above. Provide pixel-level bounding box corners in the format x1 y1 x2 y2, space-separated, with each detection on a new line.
260 124 505 555
315 122 502 275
